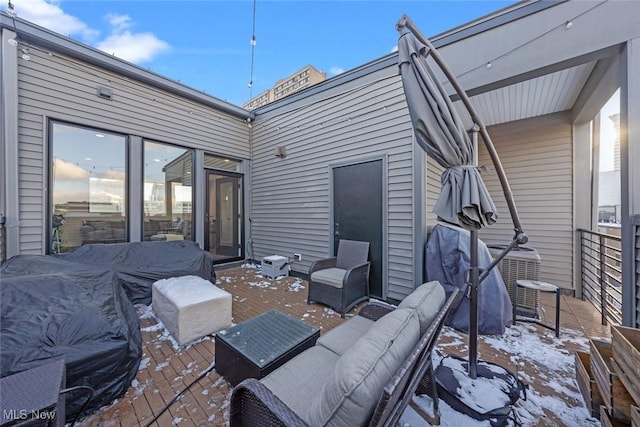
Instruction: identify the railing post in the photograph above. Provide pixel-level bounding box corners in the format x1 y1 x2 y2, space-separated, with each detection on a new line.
0 214 6 262
578 229 584 301
599 234 607 325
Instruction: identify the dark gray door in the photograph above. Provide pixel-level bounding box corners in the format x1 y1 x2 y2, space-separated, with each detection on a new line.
333 160 383 298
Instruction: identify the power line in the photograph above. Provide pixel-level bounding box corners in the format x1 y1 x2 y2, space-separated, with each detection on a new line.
248 0 257 98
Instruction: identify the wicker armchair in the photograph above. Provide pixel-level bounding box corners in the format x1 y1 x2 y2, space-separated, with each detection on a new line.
307 239 370 317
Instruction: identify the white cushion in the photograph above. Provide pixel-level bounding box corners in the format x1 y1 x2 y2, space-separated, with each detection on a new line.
310 268 346 288
305 308 420 427
152 276 232 345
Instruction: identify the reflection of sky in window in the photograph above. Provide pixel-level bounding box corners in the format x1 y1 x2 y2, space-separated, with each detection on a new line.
52 123 126 205
54 123 125 173
52 125 193 209
144 141 190 182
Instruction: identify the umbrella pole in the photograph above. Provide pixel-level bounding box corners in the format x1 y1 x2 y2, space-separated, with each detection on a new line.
397 15 526 243
469 230 479 378
397 15 528 379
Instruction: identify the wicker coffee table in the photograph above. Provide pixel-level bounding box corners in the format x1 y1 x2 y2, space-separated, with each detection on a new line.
215 310 320 386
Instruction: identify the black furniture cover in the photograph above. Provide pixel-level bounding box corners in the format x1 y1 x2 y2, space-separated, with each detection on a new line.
0 256 141 420
60 240 217 305
0 240 216 421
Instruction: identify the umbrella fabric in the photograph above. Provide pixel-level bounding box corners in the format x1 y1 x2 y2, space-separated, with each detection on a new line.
398 32 497 230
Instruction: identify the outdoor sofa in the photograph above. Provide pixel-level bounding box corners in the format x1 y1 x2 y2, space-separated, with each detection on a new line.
230 281 457 426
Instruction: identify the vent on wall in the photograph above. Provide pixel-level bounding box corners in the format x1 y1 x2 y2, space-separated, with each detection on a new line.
96 85 113 100
274 146 287 158
488 245 542 317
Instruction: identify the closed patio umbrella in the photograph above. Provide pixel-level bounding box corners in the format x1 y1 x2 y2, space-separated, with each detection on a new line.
397 31 497 230
396 15 528 378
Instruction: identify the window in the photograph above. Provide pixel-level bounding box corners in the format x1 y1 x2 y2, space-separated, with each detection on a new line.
143 141 194 241
50 122 127 253
204 154 242 172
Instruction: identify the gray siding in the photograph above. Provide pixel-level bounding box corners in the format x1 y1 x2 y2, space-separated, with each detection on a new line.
16 49 250 254
251 70 417 300
478 112 574 290
635 216 640 327
426 155 444 227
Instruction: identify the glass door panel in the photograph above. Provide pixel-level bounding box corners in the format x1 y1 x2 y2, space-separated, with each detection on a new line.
206 172 243 263
143 141 193 241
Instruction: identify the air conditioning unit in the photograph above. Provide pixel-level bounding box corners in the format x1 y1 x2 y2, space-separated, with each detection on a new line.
488 245 541 318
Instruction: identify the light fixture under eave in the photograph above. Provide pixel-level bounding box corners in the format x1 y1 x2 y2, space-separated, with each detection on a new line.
565 20 573 30
486 62 492 69
95 134 105 138
6 0 16 17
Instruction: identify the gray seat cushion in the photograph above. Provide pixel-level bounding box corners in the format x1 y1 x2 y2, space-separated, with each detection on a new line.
398 280 446 334
261 346 339 420
310 268 346 288
305 308 420 427
317 315 375 356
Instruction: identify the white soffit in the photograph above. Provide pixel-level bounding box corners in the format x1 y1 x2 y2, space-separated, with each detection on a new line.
454 61 595 127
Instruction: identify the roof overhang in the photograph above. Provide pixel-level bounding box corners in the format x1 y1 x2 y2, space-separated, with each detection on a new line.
254 0 639 127
0 12 253 121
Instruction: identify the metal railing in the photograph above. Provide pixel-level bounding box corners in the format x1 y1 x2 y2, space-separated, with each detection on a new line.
578 228 622 325
0 214 6 262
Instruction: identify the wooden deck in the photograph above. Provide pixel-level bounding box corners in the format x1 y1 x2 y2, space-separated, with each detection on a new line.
80 265 610 426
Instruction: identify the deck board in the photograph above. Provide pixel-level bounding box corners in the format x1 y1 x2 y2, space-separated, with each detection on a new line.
80 265 609 426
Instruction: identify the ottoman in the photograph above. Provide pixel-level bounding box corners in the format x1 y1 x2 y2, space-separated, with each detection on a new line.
152 276 232 345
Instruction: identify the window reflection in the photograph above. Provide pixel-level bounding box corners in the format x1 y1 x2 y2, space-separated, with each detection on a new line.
51 122 127 253
204 154 241 172
144 141 193 241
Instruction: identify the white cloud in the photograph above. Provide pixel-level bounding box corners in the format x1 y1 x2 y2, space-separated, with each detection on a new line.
96 31 170 64
105 13 132 33
5 1 169 65
53 158 89 181
102 170 126 181
329 67 345 76
96 13 170 63
10 0 99 41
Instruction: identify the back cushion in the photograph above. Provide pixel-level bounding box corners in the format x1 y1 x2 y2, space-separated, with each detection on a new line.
398 281 446 335
304 308 420 427
335 240 369 269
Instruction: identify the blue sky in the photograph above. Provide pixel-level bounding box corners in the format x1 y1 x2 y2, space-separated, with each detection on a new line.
4 0 513 106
